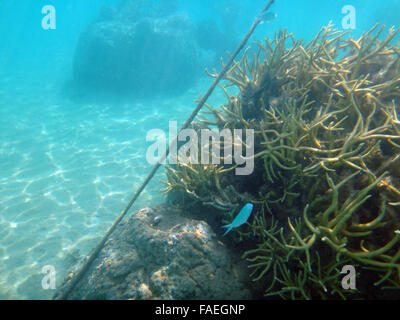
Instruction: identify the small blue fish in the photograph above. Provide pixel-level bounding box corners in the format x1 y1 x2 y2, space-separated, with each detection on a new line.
222 203 254 236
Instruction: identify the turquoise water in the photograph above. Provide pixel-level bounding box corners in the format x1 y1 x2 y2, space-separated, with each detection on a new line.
0 0 398 299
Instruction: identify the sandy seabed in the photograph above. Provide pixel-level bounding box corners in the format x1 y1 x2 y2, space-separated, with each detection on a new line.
0 69 226 299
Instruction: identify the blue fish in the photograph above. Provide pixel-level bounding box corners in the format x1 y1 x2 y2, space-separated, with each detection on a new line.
222 203 254 236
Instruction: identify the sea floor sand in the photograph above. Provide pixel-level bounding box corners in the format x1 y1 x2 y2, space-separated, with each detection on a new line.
0 70 226 299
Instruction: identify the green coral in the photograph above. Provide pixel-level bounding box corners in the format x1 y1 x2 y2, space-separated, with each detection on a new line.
163 23 400 299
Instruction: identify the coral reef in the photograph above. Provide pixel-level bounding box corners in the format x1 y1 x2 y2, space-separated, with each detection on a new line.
164 23 400 299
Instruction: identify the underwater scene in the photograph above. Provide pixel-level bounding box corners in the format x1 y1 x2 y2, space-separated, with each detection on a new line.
1 0 400 300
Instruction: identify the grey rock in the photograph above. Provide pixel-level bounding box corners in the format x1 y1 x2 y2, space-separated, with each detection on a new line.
73 11 200 97
57 205 252 300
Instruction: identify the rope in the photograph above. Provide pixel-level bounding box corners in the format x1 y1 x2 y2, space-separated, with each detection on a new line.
53 0 275 299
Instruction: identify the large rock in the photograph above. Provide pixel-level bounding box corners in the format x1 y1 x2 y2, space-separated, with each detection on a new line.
56 205 252 300
73 8 200 97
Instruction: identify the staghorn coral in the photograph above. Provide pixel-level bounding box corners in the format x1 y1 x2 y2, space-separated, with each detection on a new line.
163 23 400 299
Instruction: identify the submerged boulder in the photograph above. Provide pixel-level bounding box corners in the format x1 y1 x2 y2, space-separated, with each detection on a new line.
73 10 200 97
56 205 252 300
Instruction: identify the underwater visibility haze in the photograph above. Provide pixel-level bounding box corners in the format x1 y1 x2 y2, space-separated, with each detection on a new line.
0 0 400 300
